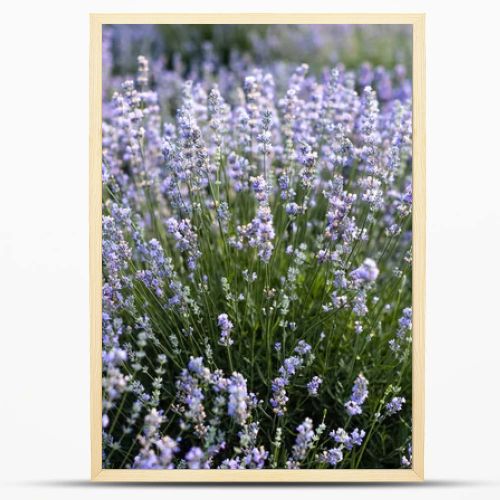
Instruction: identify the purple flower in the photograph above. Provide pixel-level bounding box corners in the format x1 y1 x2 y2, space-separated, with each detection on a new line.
353 290 368 317
385 396 406 415
227 373 249 425
280 356 302 377
358 62 374 87
331 427 350 445
187 356 205 375
137 55 149 89
357 86 380 174
399 308 412 330
217 313 234 346
286 202 299 216
344 400 363 416
345 373 369 416
165 217 201 271
401 444 412 467
322 177 359 254
227 152 249 192
251 205 275 263
307 376 323 396
270 376 289 416
299 144 318 189
389 307 412 353
133 409 179 470
319 447 343 467
351 258 379 283
294 340 312 356
271 340 313 415
155 436 179 468
350 428 366 447
354 321 363 334
287 418 315 468
185 447 205 469
220 458 242 469
257 109 273 156
246 447 269 469
251 175 269 202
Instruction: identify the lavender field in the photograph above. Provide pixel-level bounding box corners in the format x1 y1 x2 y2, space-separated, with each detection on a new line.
101 24 413 470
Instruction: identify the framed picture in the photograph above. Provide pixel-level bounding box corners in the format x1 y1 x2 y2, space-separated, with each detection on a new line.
90 13 425 482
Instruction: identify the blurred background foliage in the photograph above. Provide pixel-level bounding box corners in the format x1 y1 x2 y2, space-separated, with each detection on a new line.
104 24 412 77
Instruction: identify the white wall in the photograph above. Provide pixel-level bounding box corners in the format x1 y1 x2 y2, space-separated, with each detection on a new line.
1 1 499 499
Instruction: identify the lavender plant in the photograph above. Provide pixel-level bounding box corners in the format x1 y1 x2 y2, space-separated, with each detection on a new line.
101 25 413 469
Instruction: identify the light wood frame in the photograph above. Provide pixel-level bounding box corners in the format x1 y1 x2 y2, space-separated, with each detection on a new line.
90 13 425 482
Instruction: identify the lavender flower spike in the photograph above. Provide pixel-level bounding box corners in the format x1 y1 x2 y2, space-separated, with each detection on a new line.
351 258 380 283
345 373 369 416
307 376 323 396
319 447 344 467
227 373 250 425
218 313 234 346
287 418 315 469
385 396 406 415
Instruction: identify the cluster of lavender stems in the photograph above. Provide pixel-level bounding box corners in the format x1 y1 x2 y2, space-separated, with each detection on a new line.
102 25 413 470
